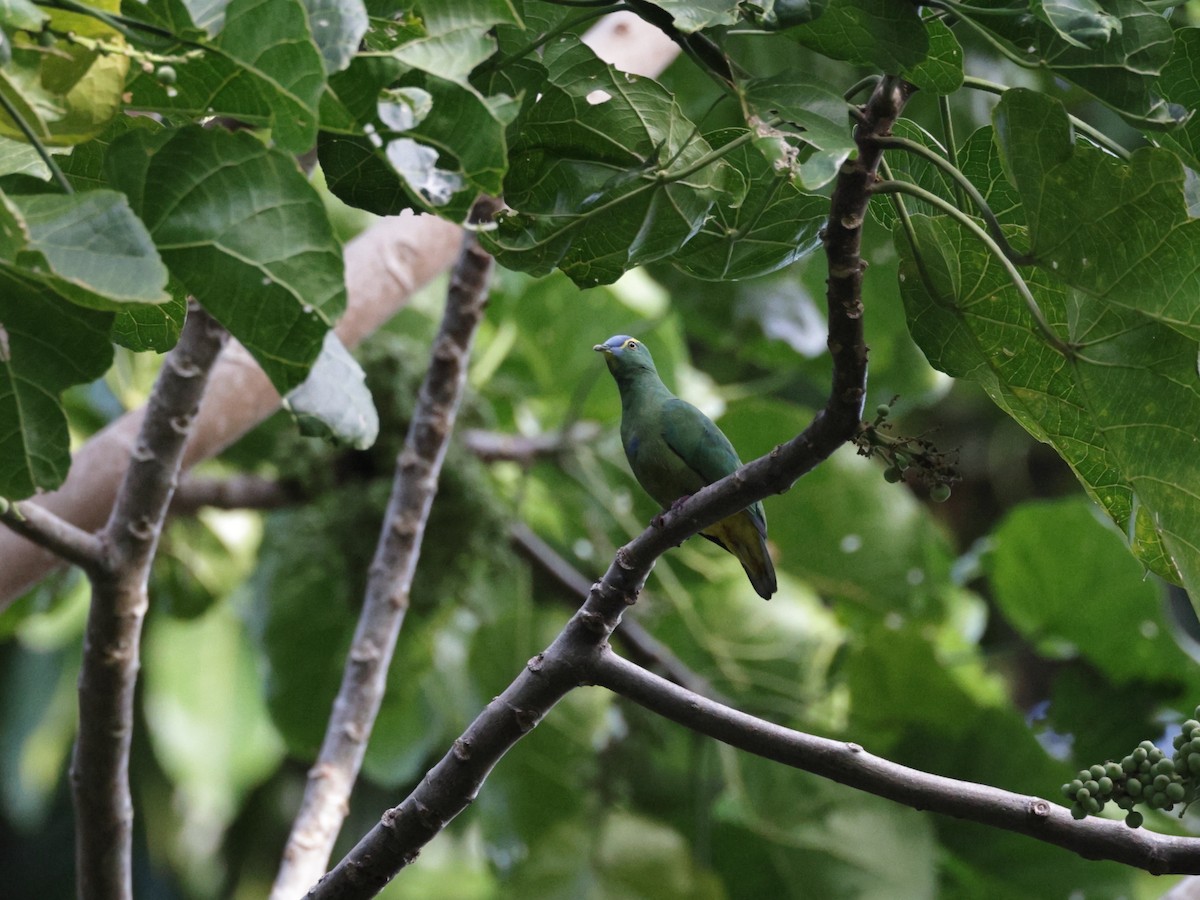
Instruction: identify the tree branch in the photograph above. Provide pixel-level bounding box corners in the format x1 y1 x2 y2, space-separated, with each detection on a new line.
305 73 909 900
73 305 227 900
591 649 1200 876
0 498 104 573
511 522 725 701
271 217 497 900
460 422 601 464
170 473 298 514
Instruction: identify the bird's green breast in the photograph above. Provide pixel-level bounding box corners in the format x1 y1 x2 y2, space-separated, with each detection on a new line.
618 381 707 508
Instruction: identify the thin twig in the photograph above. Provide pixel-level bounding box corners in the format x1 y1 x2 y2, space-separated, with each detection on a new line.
461 422 602 464
591 649 1200 876
0 498 104 572
73 304 226 900
306 75 910 900
170 473 298 514
271 209 498 900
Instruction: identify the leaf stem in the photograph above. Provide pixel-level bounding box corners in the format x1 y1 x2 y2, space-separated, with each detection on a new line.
962 76 1132 159
0 90 72 193
40 0 177 42
844 75 881 102
871 179 1073 357
938 94 966 209
668 124 763 181
873 134 1033 264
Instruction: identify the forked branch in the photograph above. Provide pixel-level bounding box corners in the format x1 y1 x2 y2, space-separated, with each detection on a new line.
74 305 227 900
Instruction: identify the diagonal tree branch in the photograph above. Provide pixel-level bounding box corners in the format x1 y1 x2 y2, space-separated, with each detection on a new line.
73 304 227 900
305 71 911 900
461 422 602 464
271 216 498 900
590 649 1200 875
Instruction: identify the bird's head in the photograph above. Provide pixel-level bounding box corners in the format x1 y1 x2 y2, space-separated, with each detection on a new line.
593 335 659 378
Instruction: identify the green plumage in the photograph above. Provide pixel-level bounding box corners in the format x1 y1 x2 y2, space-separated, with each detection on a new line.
594 335 777 600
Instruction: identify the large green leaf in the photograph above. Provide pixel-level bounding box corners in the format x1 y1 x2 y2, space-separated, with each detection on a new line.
127 0 327 153
986 499 1186 684
506 810 724 900
1157 28 1200 171
377 75 517 218
671 128 827 281
391 0 521 87
1035 0 1121 49
106 126 346 392
10 191 170 309
0 278 113 498
483 41 731 287
895 212 1200 599
961 0 1178 126
846 624 1143 897
0 3 127 147
784 0 929 71
0 186 176 497
900 16 963 95
714 754 937 900
647 0 741 32
994 89 1200 342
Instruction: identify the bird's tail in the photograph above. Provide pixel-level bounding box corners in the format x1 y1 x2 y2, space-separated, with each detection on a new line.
742 549 777 601
703 513 777 600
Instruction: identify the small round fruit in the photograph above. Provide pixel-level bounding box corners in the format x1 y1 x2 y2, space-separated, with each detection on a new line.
929 483 951 503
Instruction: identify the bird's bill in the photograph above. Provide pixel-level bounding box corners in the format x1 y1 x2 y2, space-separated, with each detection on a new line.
593 344 611 354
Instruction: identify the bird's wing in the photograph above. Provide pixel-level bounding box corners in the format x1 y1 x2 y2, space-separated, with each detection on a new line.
660 399 768 536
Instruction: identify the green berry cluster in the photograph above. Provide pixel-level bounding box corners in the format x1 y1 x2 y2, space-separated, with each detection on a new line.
1062 710 1200 828
854 398 958 501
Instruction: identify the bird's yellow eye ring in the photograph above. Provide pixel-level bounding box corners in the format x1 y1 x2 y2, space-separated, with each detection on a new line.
624 339 638 350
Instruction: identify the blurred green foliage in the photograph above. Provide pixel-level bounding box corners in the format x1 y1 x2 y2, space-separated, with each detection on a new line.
2 0 1199 897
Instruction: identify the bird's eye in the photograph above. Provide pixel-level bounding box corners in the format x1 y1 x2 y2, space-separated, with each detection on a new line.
624 339 638 350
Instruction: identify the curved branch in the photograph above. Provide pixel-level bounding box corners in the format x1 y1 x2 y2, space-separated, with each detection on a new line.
591 649 1200 876
74 305 227 900
271 220 497 900
306 75 909 900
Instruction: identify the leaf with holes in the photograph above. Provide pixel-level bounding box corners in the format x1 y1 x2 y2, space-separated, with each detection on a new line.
484 40 732 287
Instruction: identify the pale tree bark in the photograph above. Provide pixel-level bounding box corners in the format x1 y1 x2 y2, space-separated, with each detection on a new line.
0 212 461 607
